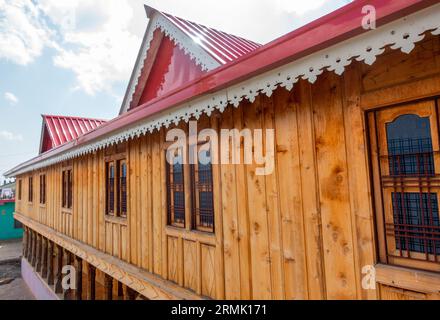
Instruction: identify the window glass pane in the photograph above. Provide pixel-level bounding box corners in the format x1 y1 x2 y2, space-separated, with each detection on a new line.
386 114 434 175
392 192 440 255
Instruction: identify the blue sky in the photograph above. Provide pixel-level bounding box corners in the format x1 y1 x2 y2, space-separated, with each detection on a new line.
0 0 351 182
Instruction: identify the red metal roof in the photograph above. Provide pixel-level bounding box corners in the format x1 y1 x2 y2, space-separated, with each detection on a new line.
5 0 438 176
150 6 262 65
40 115 107 153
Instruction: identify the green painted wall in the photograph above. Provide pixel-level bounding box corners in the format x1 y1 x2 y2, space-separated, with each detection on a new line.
0 201 22 240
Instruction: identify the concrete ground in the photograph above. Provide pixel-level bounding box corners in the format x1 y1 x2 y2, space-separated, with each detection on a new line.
0 239 34 300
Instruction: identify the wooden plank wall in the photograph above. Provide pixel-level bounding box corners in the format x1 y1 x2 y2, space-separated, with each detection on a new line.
14 34 440 300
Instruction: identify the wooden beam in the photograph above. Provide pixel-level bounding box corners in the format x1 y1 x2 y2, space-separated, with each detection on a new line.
63 249 71 300
104 274 113 300
75 256 83 300
23 227 28 257
41 237 48 278
376 264 440 294
47 240 54 285
15 213 203 300
36 234 42 272
30 230 36 267
124 284 136 300
55 245 63 294
87 263 96 300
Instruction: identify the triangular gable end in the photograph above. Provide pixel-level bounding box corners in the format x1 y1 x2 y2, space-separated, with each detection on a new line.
39 115 107 154
129 28 206 111
119 5 261 115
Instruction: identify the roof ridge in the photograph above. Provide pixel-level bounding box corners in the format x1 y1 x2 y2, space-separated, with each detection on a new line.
160 11 261 47
42 114 108 122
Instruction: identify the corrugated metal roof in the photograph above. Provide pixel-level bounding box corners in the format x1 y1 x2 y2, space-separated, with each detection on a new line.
42 115 107 149
161 11 262 65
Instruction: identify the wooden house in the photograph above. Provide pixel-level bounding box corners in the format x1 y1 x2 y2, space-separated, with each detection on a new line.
5 0 440 300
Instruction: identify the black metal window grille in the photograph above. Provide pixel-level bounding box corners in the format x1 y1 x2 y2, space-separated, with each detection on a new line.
166 156 186 227
191 156 214 232
391 192 440 256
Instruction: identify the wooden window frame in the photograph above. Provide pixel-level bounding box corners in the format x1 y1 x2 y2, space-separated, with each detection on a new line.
190 151 215 233
18 179 22 201
164 135 216 234
39 173 46 206
166 147 186 229
61 166 73 212
104 150 127 219
28 176 33 203
368 99 440 273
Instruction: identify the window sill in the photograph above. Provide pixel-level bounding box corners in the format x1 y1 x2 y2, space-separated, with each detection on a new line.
61 208 73 215
375 263 440 294
105 214 127 226
165 226 216 245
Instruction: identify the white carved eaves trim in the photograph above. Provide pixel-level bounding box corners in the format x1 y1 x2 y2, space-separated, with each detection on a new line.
121 13 221 114
7 4 440 177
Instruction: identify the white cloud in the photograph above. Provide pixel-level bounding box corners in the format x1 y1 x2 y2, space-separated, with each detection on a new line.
0 0 53 65
275 0 326 15
4 92 18 104
0 0 351 96
39 0 142 95
0 130 23 141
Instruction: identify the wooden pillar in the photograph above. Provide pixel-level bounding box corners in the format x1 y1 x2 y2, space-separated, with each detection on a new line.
124 285 136 300
26 228 32 261
75 257 83 300
35 234 42 272
104 274 113 300
47 241 54 285
87 264 96 300
22 227 28 257
41 237 48 278
117 281 123 300
63 250 71 300
30 231 36 267
54 245 63 294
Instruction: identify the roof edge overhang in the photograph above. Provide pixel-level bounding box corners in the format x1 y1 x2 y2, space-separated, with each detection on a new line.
5 0 440 177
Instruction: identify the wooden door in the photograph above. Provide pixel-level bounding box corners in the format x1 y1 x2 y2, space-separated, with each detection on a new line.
369 100 440 272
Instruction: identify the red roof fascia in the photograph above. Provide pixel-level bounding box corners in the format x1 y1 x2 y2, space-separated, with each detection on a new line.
7 0 437 174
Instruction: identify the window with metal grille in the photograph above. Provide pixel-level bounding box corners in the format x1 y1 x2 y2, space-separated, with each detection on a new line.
62 169 73 210
166 150 185 227
105 156 127 218
28 177 33 203
391 192 440 255
370 103 440 272
190 152 214 233
18 179 22 201
106 162 115 215
118 160 127 218
39 174 46 205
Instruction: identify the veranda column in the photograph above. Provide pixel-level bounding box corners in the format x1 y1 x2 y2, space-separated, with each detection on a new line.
54 245 63 294
104 274 113 300
22 227 28 257
74 256 83 300
30 231 36 267
35 234 42 272
24 228 29 260
124 285 136 300
117 282 123 300
47 240 54 285
87 263 96 300
63 249 71 300
41 237 48 278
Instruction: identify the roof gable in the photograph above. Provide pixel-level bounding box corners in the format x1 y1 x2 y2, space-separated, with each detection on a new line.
39 115 107 154
119 5 261 114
